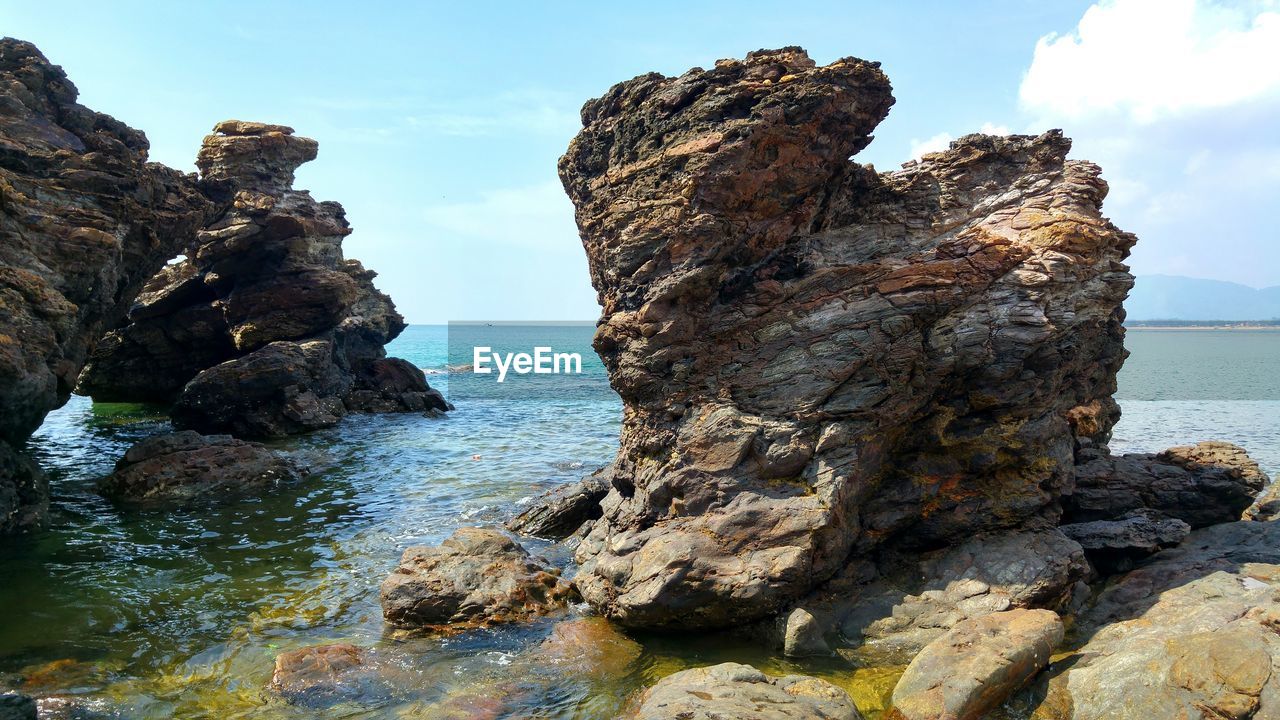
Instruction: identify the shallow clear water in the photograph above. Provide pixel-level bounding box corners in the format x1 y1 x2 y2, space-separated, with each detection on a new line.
0 326 1275 718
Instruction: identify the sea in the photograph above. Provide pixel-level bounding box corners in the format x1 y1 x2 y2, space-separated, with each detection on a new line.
0 325 1274 718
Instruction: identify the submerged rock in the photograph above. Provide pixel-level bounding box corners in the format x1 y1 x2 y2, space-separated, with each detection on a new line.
1047 521 1280 719
1059 508 1189 574
99 431 304 504
506 466 611 539
78 120 448 438
558 47 1136 629
268 643 382 707
1065 442 1268 528
380 527 576 631
890 609 1063 720
0 39 211 532
624 662 863 720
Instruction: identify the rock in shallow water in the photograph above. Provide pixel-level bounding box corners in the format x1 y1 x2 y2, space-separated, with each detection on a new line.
0 38 212 532
380 527 576 631
623 662 863 720
78 119 448 438
558 46 1136 630
890 609 1063 720
268 643 381 707
98 431 304 504
506 466 612 539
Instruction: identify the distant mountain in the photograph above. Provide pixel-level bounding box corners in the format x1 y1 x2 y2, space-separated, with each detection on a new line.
1125 275 1280 321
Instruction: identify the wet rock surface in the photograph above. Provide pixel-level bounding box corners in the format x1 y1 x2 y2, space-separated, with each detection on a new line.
506 466 611 539
559 46 1136 629
0 693 35 720
268 643 385 708
1044 521 1280 719
890 609 1063 720
78 120 447 438
380 527 576 631
0 39 211 532
625 662 863 720
1065 441 1267 529
98 431 304 504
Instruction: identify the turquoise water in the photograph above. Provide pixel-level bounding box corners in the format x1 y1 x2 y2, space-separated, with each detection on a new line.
0 325 1275 718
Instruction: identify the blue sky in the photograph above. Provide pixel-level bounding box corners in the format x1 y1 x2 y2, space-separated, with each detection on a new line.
5 1 1278 322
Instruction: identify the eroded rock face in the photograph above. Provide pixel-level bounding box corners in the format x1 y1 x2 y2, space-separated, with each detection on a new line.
890 609 1063 720
0 39 212 532
506 466 611 539
77 120 448 438
1049 521 1280 719
558 47 1134 628
99 431 304 504
624 662 863 720
1059 508 1189 574
380 527 577 631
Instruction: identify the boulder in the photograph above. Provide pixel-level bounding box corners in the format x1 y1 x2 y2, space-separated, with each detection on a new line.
1059 508 1189 574
380 527 576 631
1065 442 1268 529
98 431 304 504
78 119 447 437
623 662 863 720
0 38 211 532
1049 521 1280 719
506 466 611 539
890 609 1063 720
781 607 831 658
559 46 1136 629
267 643 383 707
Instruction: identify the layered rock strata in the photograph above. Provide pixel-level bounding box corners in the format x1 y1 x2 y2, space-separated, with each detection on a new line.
78 120 447 437
558 47 1136 629
0 39 211 532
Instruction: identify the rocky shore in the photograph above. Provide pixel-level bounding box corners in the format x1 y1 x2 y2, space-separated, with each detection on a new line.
2 37 1278 720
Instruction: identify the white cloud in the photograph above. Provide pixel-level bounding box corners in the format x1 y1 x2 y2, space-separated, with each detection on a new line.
421 181 578 247
1020 0 1280 123
907 123 1013 160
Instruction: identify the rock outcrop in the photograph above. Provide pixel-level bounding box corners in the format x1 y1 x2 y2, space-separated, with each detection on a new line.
624 662 863 720
78 120 448 438
380 527 576 631
0 38 212 533
559 47 1135 629
1045 521 1280 719
890 609 1063 720
1064 441 1267 529
99 431 305 504
1059 508 1189 574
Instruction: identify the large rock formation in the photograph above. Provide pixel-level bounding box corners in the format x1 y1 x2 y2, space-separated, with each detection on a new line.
0 39 211 533
558 47 1135 629
78 120 447 437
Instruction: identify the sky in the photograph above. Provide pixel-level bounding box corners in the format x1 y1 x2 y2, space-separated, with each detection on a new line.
4 0 1278 322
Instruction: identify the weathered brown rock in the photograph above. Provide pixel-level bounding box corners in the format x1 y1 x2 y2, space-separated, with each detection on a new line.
890 609 1063 720
506 466 611 539
558 47 1135 629
99 430 305 504
0 38 212 532
623 662 863 720
268 643 383 707
380 527 576 631
1045 521 1280 719
78 120 448 438
1065 442 1268 529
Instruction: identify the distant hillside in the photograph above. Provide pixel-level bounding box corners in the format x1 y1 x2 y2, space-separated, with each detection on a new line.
1125 275 1280 321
